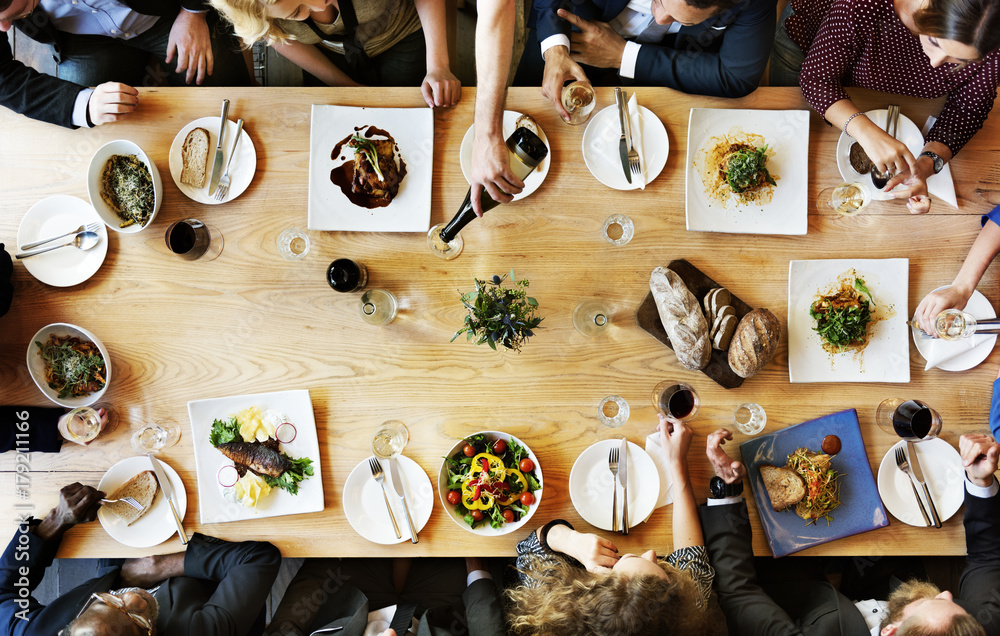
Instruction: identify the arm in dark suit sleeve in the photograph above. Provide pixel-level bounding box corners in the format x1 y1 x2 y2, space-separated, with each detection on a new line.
0 520 60 636
700 501 802 636
1 407 64 453
182 533 281 636
633 0 775 97
532 0 573 43
463 578 505 636
958 488 1000 634
0 31 86 128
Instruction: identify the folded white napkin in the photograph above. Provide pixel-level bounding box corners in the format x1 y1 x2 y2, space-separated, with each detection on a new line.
627 93 646 190
644 431 674 508
923 333 993 371
920 116 959 209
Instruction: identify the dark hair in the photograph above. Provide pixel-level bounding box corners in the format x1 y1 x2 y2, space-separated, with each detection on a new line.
0 0 14 13
913 0 1000 56
684 0 742 11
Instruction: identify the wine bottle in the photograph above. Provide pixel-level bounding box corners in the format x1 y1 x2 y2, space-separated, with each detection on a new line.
439 126 549 243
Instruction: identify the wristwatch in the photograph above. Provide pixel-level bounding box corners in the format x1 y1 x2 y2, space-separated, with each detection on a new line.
919 151 945 174
709 475 744 499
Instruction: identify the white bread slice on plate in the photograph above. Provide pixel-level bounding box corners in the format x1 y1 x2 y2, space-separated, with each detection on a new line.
760 464 805 512
105 470 157 526
180 127 210 188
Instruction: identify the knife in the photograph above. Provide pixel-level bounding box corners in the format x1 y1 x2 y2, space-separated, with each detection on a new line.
388 457 418 543
906 441 942 528
619 437 629 535
208 99 230 196
147 453 188 544
614 88 632 185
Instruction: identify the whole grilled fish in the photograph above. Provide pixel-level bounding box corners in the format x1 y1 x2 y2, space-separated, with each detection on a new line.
216 441 290 478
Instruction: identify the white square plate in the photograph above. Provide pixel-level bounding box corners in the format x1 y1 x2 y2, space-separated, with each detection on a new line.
187 389 324 523
788 259 910 383
685 108 809 235
308 105 432 232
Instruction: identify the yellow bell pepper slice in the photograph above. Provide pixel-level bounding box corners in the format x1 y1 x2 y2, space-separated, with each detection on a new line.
497 469 528 505
461 484 494 510
470 453 506 477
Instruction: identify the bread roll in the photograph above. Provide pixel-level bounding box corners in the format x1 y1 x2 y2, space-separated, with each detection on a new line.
649 267 711 370
728 308 781 378
180 127 210 187
105 470 157 526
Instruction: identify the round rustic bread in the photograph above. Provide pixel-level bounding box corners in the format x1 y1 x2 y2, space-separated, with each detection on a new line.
728 308 781 378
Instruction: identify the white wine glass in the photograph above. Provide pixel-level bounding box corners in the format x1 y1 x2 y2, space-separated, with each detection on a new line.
58 405 118 446
818 182 871 216
370 420 409 459
131 420 181 454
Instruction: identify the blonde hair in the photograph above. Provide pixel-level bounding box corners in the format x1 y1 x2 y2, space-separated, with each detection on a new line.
209 0 292 47
506 555 712 636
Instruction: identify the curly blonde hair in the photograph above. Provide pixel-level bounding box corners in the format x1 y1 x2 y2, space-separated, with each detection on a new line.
208 0 292 47
506 556 712 636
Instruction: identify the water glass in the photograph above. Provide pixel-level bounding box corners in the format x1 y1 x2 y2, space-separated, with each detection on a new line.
427 223 463 260
277 228 310 260
875 398 942 441
131 420 181 454
561 81 596 125
652 381 700 422
598 395 629 428
165 219 223 261
603 214 634 246
360 289 398 325
370 420 409 459
573 300 611 336
734 403 766 435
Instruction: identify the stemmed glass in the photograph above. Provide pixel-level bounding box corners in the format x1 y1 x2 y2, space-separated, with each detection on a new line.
427 224 463 260
875 398 942 441
817 182 871 216
573 300 610 336
58 405 118 445
131 420 181 454
370 420 409 459
652 381 700 422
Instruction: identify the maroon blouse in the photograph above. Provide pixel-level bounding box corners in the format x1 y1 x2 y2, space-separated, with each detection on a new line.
786 0 1000 154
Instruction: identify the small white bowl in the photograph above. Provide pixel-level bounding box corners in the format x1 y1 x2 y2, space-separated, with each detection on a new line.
438 430 543 536
27 323 111 408
87 140 162 233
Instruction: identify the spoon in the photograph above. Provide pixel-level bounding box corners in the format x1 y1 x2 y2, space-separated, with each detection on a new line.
15 231 100 259
871 104 901 190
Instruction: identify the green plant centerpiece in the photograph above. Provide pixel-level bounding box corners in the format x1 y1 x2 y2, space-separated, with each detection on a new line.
452 270 543 352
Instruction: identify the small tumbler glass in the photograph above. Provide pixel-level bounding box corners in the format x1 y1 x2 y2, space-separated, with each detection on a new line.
603 214 634 246
598 395 630 428
734 403 766 435
277 228 310 260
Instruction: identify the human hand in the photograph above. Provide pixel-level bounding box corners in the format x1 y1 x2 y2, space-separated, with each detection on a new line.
859 129 918 181
421 67 461 108
87 83 139 125
378 630 397 636
166 9 214 84
960 433 1000 488
914 285 972 335
559 9 627 70
546 524 618 571
885 171 931 214
469 131 523 216
36 483 104 540
541 45 588 123
706 429 745 484
657 414 692 468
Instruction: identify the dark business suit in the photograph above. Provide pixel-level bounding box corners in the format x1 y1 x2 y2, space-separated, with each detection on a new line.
0 525 281 636
0 245 11 318
700 500 868 635
516 0 776 97
957 489 1000 635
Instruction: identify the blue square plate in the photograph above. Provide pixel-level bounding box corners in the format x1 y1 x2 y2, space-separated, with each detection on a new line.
740 409 889 557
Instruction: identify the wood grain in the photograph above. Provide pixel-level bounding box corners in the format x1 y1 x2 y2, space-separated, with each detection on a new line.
1 87 998 559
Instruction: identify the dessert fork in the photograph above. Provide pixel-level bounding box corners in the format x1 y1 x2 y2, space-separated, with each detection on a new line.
213 118 244 202
608 447 619 532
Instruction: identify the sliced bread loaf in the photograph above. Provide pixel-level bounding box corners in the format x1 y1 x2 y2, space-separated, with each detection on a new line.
180 127 210 188
105 470 157 526
760 464 805 512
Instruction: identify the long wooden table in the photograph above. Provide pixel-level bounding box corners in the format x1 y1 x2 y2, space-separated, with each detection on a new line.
1 87 999 558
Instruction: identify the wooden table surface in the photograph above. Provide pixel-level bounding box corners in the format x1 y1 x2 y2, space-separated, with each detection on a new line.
2 87 999 558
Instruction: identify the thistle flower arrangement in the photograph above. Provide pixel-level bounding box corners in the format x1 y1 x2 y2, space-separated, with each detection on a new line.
452 270 543 352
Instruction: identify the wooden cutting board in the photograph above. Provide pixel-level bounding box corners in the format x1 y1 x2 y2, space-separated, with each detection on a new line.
636 259 753 389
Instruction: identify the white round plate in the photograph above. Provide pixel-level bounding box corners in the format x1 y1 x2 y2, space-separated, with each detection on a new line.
569 439 659 531
876 439 963 527
343 455 432 545
27 322 111 408
15 195 109 287
87 139 162 233
582 104 668 191
169 117 257 205
438 431 543 536
459 110 551 202
98 456 187 548
836 109 923 201
912 287 997 371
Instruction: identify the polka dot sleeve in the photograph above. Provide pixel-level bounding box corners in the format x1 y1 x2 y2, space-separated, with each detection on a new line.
926 55 1000 154
797 0 864 117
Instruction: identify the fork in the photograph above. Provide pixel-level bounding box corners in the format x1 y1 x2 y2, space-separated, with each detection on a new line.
895 446 931 526
620 95 643 185
100 497 144 511
20 221 101 251
608 447 619 532
213 118 244 202
368 457 401 539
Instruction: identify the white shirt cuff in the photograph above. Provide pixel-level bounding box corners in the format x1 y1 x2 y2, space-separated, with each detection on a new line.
182 7 208 12
619 41 642 79
466 570 493 587
965 476 999 498
72 88 95 128
706 496 743 506
539 34 570 59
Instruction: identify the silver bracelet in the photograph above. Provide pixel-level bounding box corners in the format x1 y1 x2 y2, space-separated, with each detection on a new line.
843 111 863 134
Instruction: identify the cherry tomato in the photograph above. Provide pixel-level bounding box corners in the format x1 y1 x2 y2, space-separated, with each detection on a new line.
447 490 461 505
519 458 535 472
520 492 535 506
463 444 475 457
492 439 508 454
471 509 485 521
502 509 515 523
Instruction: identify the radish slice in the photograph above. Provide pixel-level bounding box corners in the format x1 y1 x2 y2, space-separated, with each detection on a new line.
218 465 239 487
275 422 297 444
